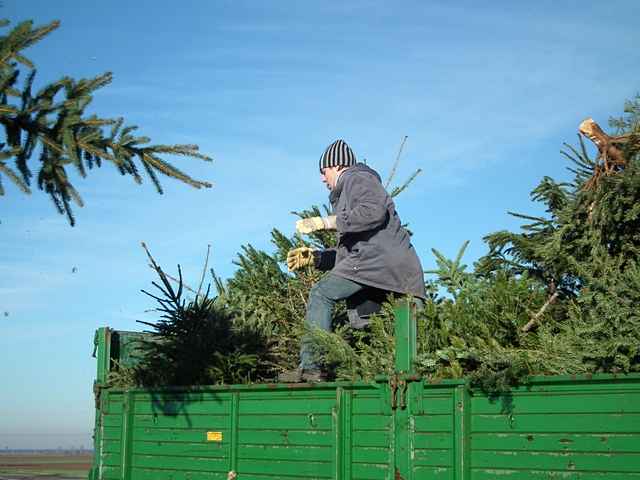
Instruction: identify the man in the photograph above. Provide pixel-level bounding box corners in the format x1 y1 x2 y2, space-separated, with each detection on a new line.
282 139 426 382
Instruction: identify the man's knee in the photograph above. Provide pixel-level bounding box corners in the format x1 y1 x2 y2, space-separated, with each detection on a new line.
308 281 333 305
311 274 363 302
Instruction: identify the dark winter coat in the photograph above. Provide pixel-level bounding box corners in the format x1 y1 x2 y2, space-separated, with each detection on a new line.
318 163 426 299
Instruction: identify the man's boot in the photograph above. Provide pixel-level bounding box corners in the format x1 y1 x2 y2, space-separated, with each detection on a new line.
278 368 325 383
277 367 302 383
301 369 325 382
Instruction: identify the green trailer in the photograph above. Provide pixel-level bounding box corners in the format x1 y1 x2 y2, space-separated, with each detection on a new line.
89 301 640 480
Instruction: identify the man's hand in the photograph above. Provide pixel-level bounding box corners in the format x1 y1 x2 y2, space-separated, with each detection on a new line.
287 247 316 271
295 215 337 234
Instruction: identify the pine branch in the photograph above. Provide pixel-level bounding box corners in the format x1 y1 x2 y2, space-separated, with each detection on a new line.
140 151 212 188
140 159 163 194
149 144 213 163
507 211 550 223
390 168 422 197
0 20 60 67
0 20 214 224
0 149 29 193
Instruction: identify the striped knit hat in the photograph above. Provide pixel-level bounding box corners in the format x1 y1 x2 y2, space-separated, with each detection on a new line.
319 139 356 172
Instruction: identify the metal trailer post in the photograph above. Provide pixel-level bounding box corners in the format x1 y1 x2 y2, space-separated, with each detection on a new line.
90 328 111 480
393 298 418 480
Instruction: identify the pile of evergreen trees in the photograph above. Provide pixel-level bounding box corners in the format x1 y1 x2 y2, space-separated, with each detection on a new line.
123 97 640 390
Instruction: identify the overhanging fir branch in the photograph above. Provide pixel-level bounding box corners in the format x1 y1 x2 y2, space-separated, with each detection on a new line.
0 19 213 224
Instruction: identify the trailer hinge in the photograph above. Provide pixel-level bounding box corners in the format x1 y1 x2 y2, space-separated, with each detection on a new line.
390 375 398 409
390 373 420 410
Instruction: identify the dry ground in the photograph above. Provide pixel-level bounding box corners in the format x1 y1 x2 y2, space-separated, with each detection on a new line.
0 452 92 480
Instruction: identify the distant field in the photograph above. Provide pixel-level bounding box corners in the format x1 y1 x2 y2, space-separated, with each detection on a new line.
0 452 92 479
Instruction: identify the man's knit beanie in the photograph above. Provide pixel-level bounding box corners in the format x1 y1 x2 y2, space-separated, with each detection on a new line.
319 139 356 172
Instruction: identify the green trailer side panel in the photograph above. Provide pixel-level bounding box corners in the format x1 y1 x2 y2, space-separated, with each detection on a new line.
95 384 393 480
412 388 455 479
468 378 640 479
236 388 336 479
351 386 393 479
90 303 640 480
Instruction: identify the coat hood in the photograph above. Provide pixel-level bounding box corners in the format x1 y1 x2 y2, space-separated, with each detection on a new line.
330 163 382 204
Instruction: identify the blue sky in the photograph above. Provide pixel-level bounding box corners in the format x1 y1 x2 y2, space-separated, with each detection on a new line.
1 1 638 449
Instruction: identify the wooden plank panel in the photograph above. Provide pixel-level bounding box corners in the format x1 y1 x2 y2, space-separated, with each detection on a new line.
133 427 219 443
420 394 455 415
472 413 640 433
134 414 230 429
102 414 123 427
471 468 640 479
413 414 454 432
351 446 390 464
237 429 333 446
239 390 338 401
132 467 227 479
134 400 230 415
413 466 453 479
471 392 640 415
238 444 332 462
239 413 332 430
102 439 121 454
239 397 335 415
100 465 122 479
352 395 386 414
105 392 123 403
472 450 640 473
412 448 452 467
473 382 640 395
106 400 124 414
135 392 231 403
351 461 391 479
236 458 332 477
132 453 228 471
226 474 329 480
351 414 393 430
471 432 640 453
101 452 121 467
352 430 391 447
132 440 228 457
352 389 384 399
102 426 122 441
414 432 454 450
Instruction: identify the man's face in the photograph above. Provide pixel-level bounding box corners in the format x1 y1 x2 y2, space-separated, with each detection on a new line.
320 166 342 190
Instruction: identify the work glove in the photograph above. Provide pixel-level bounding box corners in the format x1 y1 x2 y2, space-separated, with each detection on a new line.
296 215 337 234
287 247 316 271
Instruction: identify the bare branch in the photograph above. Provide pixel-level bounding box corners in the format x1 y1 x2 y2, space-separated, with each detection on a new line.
196 244 211 299
522 291 559 332
384 135 408 190
146 261 198 296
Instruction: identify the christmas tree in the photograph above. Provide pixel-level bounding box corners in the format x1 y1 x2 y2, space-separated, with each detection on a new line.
0 19 212 225
122 98 639 392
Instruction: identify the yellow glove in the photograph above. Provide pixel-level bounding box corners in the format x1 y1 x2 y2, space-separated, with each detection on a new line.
296 215 337 234
287 247 316 271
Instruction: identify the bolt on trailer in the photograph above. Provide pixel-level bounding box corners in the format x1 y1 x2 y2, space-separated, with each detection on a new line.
89 299 640 480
